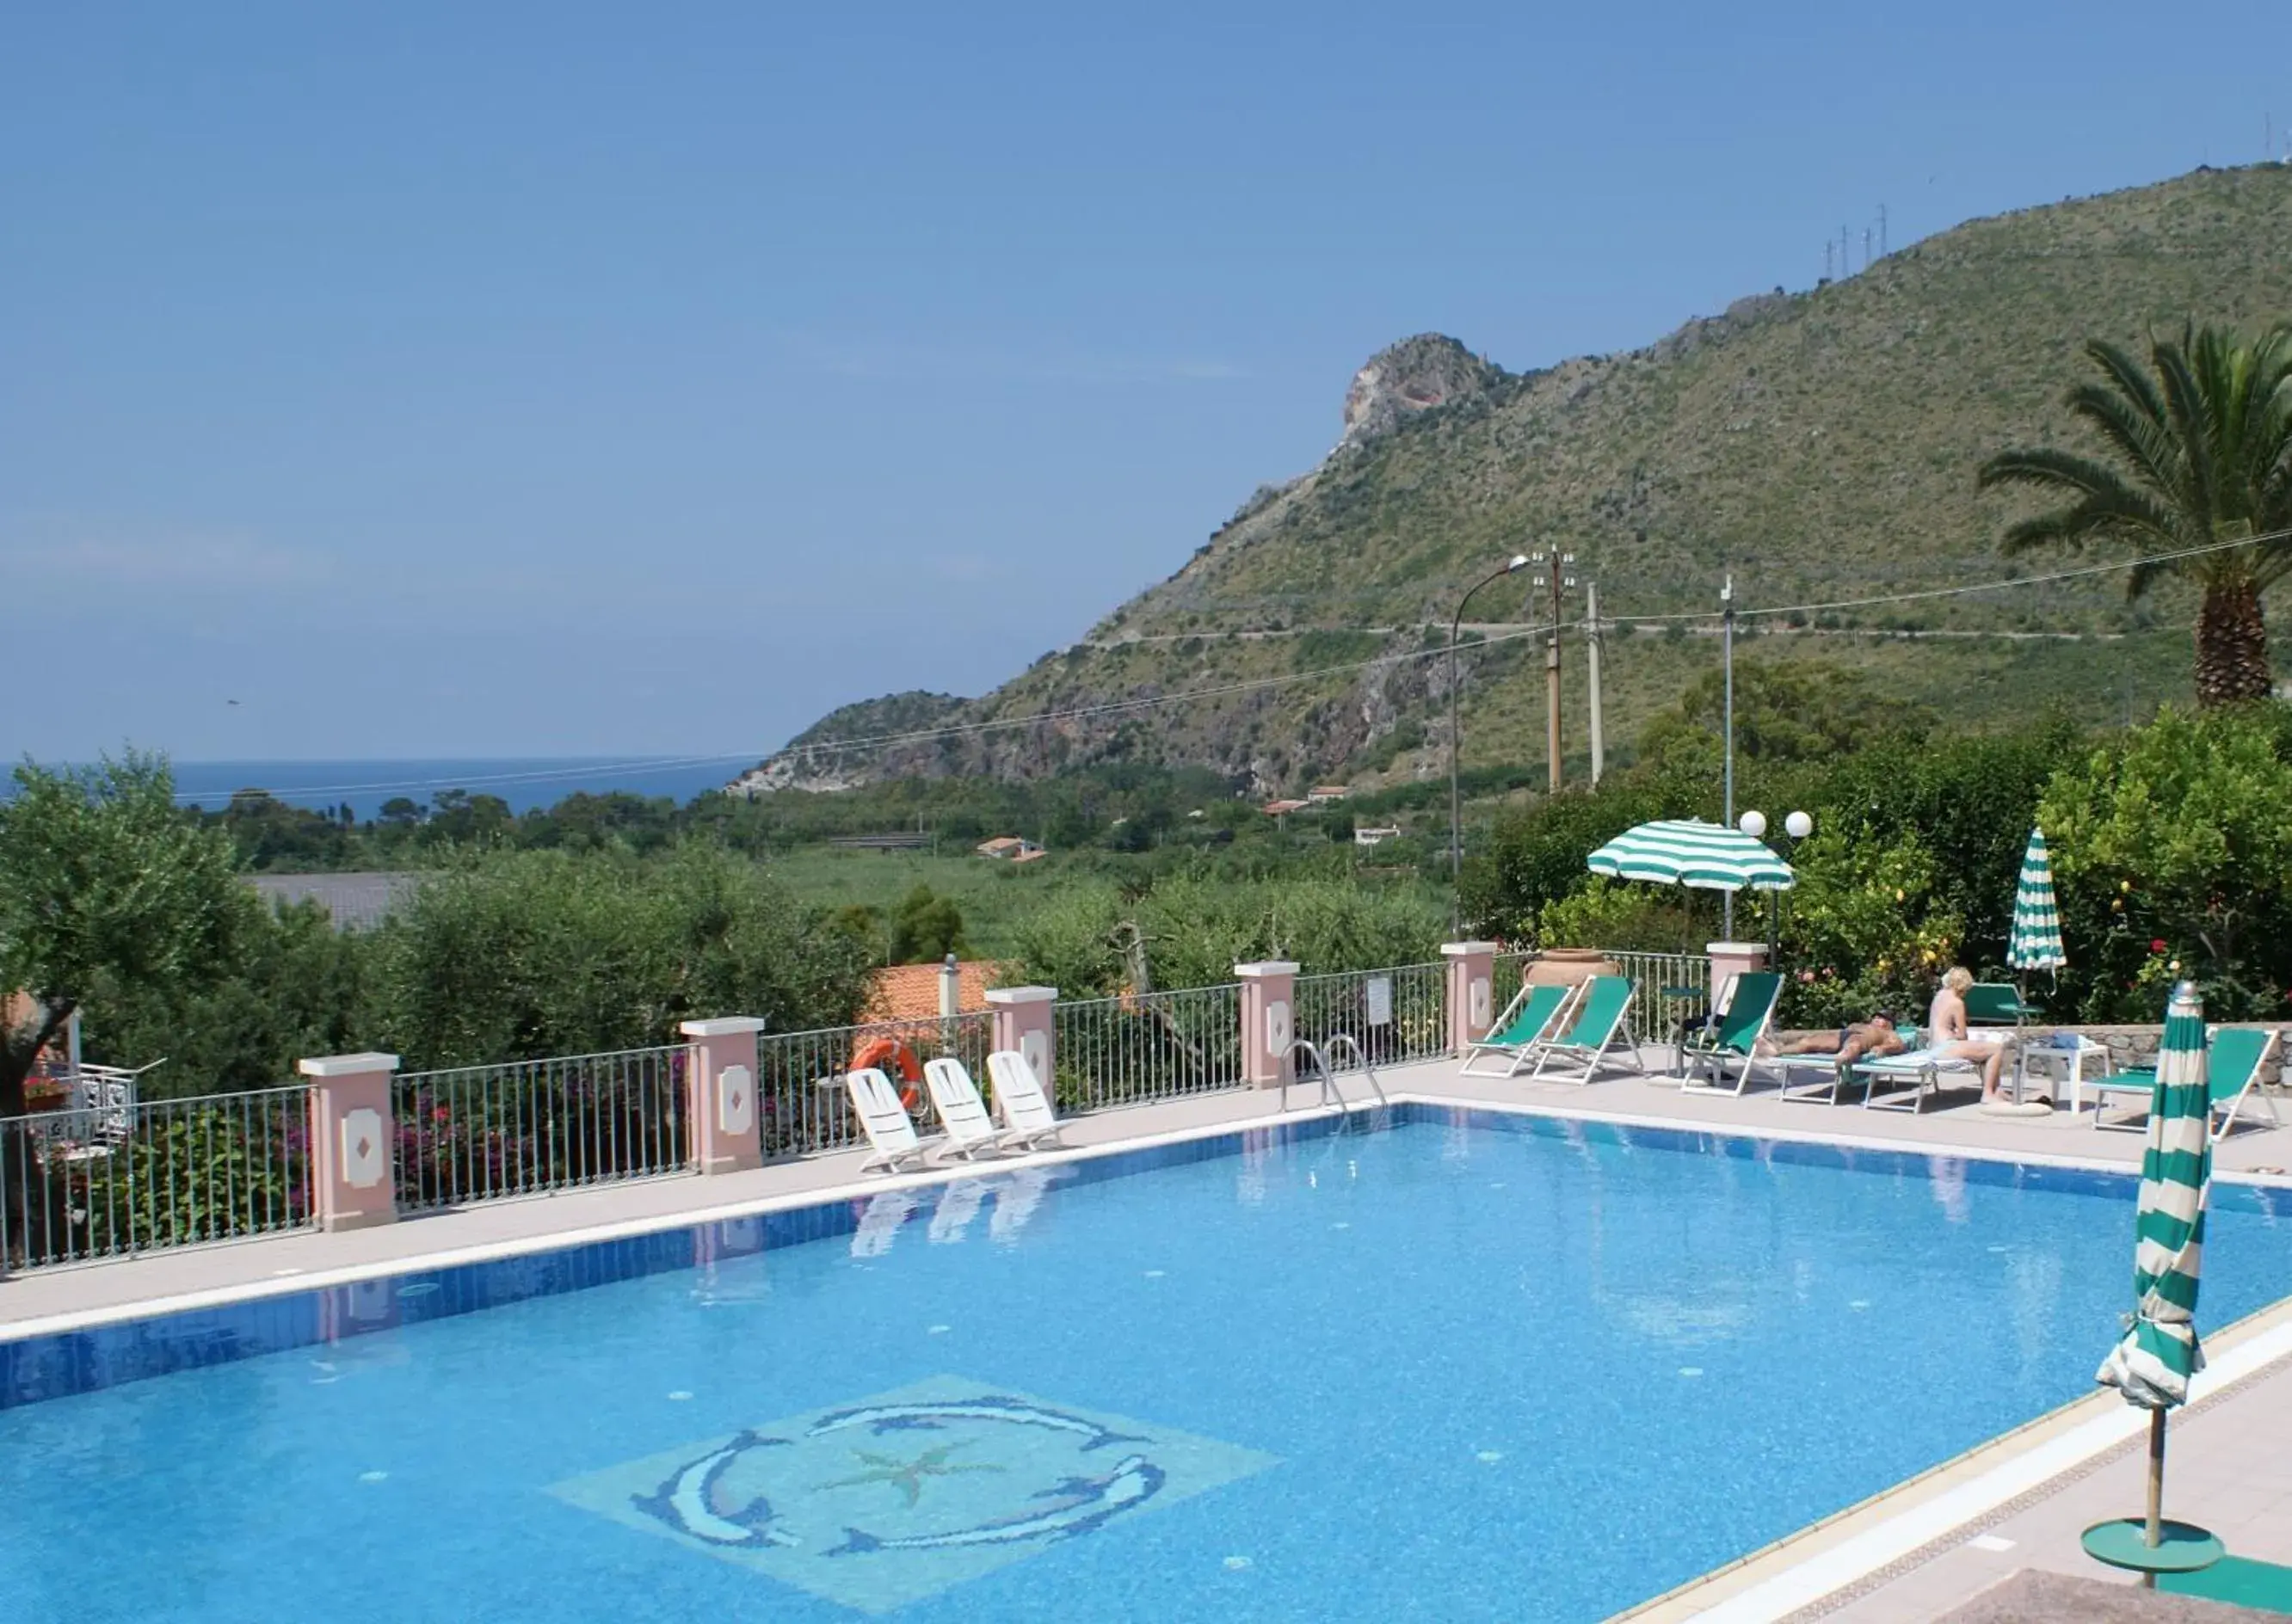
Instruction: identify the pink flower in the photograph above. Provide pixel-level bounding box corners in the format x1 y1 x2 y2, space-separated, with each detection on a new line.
432 1106 451 1123
2150 939 2167 954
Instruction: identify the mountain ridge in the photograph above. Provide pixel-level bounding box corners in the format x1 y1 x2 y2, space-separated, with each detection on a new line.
736 164 2292 797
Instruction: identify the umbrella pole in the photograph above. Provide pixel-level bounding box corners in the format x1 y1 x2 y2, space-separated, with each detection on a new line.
2144 1406 2167 1587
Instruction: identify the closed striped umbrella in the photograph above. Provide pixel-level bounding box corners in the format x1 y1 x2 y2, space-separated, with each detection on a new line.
2095 981 2210 1561
1585 819 1794 892
2006 827 2067 972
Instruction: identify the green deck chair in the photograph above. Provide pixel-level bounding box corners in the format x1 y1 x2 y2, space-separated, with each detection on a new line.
1460 980 1580 1079
2162 1553 2292 1613
2087 1025 2280 1139
1679 971 1784 1098
1527 975 1642 1085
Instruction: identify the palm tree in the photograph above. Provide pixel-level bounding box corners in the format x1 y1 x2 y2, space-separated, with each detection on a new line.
1978 323 2292 705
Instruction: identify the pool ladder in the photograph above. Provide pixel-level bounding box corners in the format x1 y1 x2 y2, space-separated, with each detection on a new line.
1283 1035 1389 1116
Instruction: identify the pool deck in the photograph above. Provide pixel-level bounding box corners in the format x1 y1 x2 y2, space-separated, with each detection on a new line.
6 1049 2291 1622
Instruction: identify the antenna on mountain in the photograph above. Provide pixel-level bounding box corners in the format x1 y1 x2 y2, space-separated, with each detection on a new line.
1863 226 1873 271
1824 239 1833 281
1878 203 1888 259
1841 225 1851 277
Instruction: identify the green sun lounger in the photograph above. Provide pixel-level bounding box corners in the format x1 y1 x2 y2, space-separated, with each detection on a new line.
1527 975 1642 1085
2161 1553 2292 1613
1679 971 1784 1097
2087 1025 2279 1138
1460 980 1580 1079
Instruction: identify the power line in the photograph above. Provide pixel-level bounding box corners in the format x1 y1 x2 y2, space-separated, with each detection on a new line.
165 526 2292 799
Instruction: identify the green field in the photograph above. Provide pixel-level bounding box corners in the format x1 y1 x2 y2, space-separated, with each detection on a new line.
756 847 1071 958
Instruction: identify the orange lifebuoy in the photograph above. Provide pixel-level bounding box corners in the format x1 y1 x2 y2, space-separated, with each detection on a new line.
851 1037 924 1110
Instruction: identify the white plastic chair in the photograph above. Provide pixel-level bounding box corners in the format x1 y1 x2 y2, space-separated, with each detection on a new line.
846 1067 933 1173
986 1049 1065 1151
922 1057 1013 1160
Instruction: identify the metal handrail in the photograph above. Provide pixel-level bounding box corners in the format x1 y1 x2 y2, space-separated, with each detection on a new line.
1283 1037 1388 1115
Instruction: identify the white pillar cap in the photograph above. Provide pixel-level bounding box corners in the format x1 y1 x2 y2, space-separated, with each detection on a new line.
1233 961 1300 977
299 1052 400 1078
984 986 1057 1006
681 1017 767 1037
1441 942 1500 956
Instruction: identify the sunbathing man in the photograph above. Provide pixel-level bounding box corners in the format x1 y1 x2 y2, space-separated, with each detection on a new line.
1931 965 2012 1102
1760 1013 1907 1064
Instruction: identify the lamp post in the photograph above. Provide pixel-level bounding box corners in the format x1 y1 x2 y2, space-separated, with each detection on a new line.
1448 554 1531 932
1528 548 1578 793
1721 574 1736 938
1737 809 1812 961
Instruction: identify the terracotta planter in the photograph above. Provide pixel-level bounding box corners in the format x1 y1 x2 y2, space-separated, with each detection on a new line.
1522 947 1618 989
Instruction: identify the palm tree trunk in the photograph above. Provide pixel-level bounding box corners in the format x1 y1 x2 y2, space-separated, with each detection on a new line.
2196 577 2273 706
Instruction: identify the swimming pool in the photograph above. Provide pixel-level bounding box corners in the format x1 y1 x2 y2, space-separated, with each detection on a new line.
5 1105 2292 1622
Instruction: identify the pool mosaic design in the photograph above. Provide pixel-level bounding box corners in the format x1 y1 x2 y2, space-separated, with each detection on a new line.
551 1375 1275 1614
7 1105 2292 1622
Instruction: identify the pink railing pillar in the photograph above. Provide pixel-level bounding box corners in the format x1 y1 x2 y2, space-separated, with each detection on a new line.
1235 962 1299 1088
298 1052 400 1233
986 987 1057 1092
1442 942 1499 1052
1706 940 1769 997
680 1018 766 1174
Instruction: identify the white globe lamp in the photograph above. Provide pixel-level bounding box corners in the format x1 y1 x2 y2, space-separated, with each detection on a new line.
1785 810 1814 840
1737 810 1768 839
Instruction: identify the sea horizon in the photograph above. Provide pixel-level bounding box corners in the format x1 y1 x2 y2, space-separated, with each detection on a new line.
59 756 757 820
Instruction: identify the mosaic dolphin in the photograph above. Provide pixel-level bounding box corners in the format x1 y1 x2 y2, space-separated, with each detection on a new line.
806 1396 1146 1452
632 1428 799 1548
825 1454 1164 1556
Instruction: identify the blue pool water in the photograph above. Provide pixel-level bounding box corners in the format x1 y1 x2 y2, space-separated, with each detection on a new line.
5 1108 2292 1622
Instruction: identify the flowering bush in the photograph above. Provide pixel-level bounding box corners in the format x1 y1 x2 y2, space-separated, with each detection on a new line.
1771 824 1962 1028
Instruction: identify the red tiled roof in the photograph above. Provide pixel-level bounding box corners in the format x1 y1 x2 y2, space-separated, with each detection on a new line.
863 961 1009 1023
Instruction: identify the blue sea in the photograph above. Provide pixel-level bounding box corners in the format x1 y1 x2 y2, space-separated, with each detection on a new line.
6 1108 2292 1622
163 757 754 819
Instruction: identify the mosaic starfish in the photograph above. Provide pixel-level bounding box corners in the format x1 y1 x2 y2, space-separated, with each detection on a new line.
817 1442 1005 1509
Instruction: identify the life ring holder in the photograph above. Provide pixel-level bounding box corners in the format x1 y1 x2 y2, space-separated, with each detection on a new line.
850 1037 925 1112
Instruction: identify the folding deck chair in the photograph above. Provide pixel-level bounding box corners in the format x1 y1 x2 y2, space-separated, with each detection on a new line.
1526 975 1642 1084
1460 980 1580 1079
922 1057 1016 1160
1679 971 1784 1097
2085 1026 2280 1138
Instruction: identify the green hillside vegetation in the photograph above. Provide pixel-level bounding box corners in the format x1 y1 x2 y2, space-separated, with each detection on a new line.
754 165 2292 792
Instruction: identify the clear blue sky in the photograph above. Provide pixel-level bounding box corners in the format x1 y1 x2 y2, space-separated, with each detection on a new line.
5 2 2283 764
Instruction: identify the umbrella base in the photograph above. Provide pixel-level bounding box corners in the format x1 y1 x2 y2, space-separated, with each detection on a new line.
2081 1517 2225 1578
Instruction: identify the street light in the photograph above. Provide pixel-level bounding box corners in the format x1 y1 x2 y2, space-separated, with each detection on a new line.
1448 553 1531 932
1739 809 1813 960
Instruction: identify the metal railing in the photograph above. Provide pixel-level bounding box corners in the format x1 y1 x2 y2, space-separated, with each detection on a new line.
1 1084 314 1271
1291 962 1449 1068
1603 950 1711 1048
393 1044 692 1211
1054 983 1244 1113
755 1011 995 1159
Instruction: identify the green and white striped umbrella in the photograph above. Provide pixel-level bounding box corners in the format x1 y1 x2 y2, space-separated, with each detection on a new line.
2096 982 2210 1409
1585 819 1795 893
2006 826 2067 973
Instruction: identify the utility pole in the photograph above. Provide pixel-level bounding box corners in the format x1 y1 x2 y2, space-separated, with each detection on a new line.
1721 574 1736 940
1586 581 1605 785
1531 548 1578 792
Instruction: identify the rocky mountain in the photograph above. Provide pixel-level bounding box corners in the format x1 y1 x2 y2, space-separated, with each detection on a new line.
733 165 2292 797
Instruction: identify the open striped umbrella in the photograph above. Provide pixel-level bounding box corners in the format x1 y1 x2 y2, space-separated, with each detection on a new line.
2095 981 2210 1560
2006 827 2067 972
1585 819 1794 892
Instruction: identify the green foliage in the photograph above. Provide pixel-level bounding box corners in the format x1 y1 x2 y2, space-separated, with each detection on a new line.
1767 825 1963 1027
66 1102 308 1252
1006 872 1445 994
1636 660 1933 774
367 845 875 1068
0 755 248 1115
2038 704 2292 1017
885 885 970 964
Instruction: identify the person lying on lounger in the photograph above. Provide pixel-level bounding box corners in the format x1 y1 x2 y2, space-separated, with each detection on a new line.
1759 1013 1907 1063
1932 966 2012 1103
